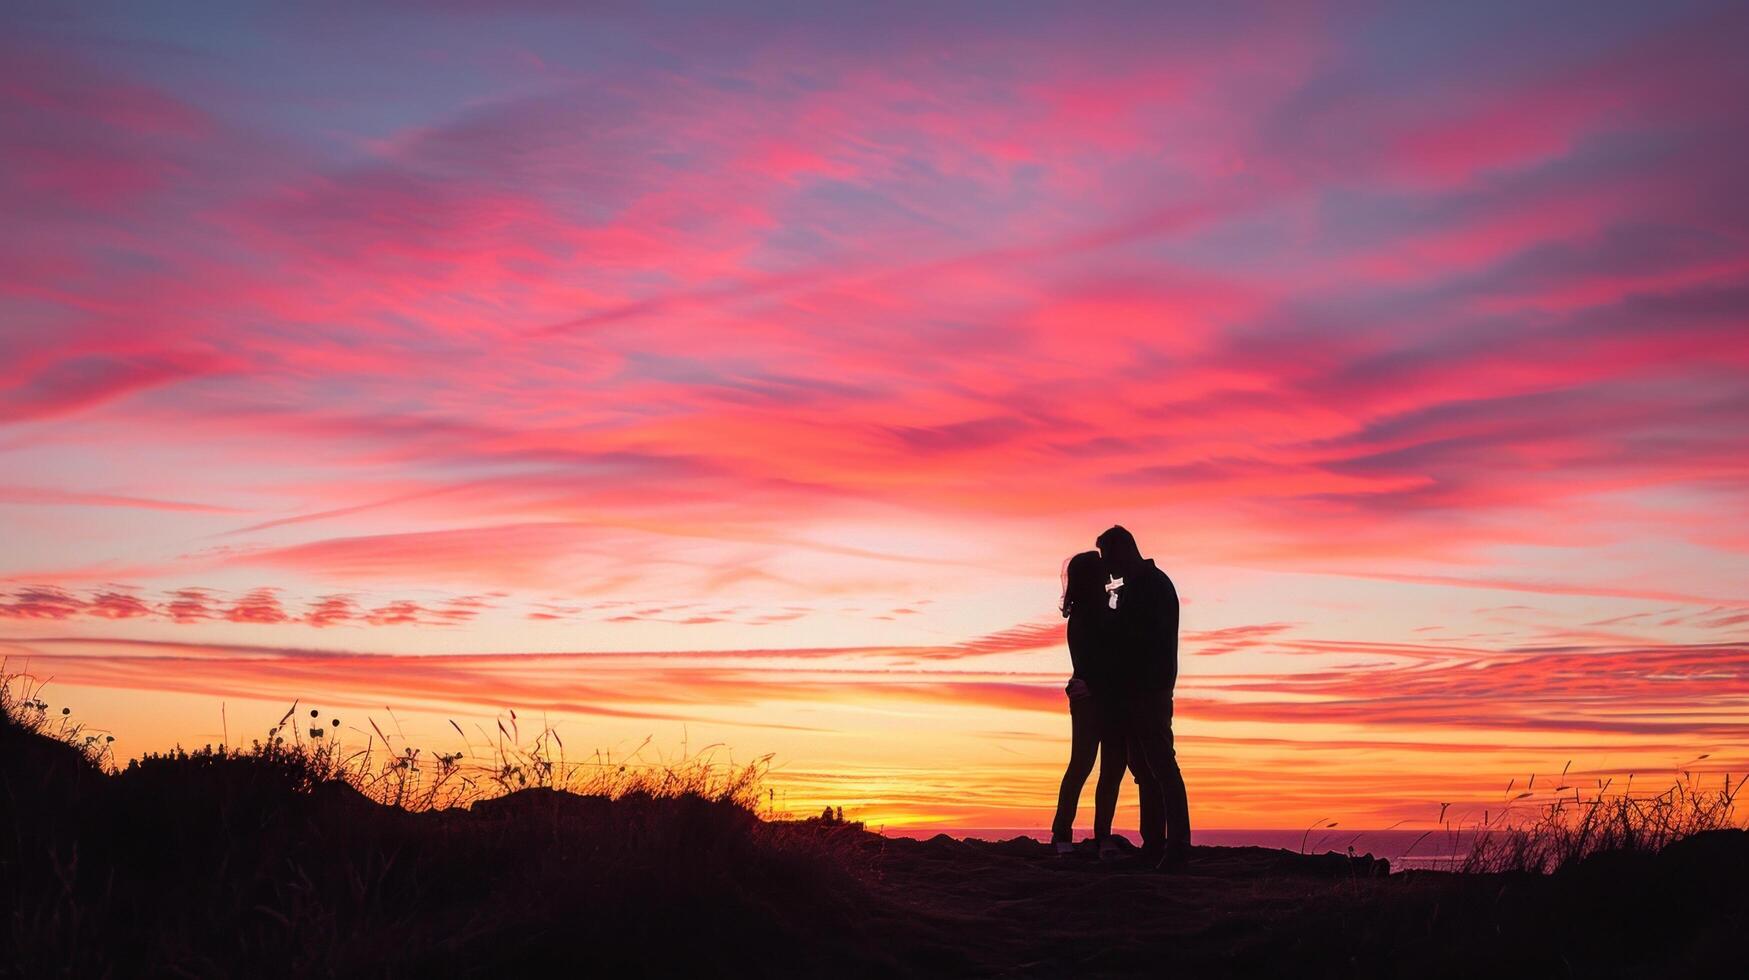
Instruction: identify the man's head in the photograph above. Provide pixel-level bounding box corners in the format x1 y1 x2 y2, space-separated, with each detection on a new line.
1096 525 1144 573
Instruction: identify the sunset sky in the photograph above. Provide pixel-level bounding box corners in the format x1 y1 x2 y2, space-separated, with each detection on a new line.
3 1 1746 831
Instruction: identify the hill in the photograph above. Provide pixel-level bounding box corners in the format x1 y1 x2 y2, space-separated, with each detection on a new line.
3 705 1745 976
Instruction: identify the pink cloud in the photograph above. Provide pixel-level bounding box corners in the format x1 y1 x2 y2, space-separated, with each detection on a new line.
15 632 1745 745
305 595 361 628
223 589 291 625
85 591 153 620
164 589 217 624
1185 622 1298 656
0 586 85 620
0 585 502 630
0 487 240 513
1 1 1746 826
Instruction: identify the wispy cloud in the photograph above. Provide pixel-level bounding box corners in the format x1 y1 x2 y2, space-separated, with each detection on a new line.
14 629 1746 826
1 585 494 629
2 2 1746 826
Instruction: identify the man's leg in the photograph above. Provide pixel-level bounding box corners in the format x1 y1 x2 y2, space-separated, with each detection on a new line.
1127 693 1166 855
1129 689 1188 869
1154 693 1192 870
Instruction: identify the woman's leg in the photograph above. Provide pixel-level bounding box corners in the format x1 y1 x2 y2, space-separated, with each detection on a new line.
1050 693 1098 843
1092 704 1127 843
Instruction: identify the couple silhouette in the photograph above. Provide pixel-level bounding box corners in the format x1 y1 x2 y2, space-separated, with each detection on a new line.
1051 525 1192 872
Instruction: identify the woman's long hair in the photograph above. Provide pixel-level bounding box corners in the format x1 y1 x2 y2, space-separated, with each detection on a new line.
1060 550 1106 618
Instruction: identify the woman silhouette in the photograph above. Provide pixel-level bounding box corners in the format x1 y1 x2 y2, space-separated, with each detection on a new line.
1049 550 1127 858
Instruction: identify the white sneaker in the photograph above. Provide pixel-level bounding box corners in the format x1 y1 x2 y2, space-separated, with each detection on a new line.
1054 840 1076 856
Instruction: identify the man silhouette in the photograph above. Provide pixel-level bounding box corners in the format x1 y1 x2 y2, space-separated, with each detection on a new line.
1097 525 1191 873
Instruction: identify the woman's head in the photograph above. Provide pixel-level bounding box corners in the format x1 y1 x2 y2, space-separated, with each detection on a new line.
1060 550 1106 618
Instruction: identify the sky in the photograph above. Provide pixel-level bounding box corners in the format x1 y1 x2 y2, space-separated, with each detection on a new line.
2 0 1746 831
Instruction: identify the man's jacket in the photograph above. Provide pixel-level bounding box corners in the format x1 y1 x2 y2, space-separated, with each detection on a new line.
1114 559 1179 692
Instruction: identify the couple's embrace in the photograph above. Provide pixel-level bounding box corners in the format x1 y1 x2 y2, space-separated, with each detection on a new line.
1051 525 1192 873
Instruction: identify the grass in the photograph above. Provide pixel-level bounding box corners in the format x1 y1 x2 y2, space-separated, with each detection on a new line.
0 672 886 977
1381 759 1748 874
1457 763 1746 874
0 656 780 816
114 698 778 816
0 670 116 768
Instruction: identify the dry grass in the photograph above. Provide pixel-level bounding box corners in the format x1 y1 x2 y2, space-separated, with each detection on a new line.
0 669 116 769
62 681 780 816
0 670 885 976
1394 759 1749 874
